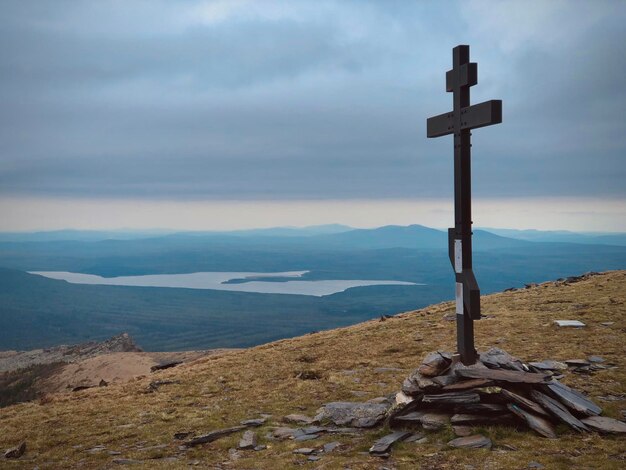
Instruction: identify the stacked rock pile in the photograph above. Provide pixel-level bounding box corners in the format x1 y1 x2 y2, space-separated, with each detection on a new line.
387 348 625 443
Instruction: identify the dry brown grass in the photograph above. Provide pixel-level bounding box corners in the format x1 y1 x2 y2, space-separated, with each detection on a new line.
1 271 625 469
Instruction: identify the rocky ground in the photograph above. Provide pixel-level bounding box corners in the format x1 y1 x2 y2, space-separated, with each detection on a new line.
1 271 625 469
0 333 229 407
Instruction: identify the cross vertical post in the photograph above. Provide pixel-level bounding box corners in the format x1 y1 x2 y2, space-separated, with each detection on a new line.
426 45 502 365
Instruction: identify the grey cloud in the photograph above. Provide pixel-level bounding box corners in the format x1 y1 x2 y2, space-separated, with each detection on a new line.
0 1 624 200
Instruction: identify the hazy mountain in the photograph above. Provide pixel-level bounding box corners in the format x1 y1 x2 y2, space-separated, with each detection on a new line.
481 228 626 246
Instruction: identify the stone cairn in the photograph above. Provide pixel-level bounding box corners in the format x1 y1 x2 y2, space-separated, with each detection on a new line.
315 348 626 457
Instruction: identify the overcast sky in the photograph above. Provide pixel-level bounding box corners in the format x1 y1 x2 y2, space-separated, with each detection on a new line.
1 1 625 231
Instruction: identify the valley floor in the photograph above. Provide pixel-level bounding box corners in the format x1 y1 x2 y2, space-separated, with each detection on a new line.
1 271 625 469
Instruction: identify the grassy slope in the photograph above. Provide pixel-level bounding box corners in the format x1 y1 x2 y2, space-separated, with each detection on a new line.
1 271 624 469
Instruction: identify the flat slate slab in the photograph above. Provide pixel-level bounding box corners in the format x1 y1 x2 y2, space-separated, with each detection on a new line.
451 413 514 426
507 404 557 439
422 392 480 405
500 388 550 417
369 431 411 455
530 390 588 432
528 360 568 371
542 381 602 416
442 378 492 391
185 426 246 447
395 411 450 430
580 416 626 434
447 434 492 449
456 368 550 384
554 320 585 327
314 401 390 428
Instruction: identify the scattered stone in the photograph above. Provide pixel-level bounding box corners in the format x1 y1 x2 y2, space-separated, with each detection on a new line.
528 360 567 371
580 416 626 434
314 401 391 428
447 434 492 449
254 445 267 451
322 441 341 452
369 431 411 455
530 390 588 432
600 322 614 326
184 426 247 447
4 442 26 459
272 427 300 440
418 352 452 377
528 462 545 469
150 361 182 372
542 381 602 416
553 320 585 328
587 356 605 363
72 385 93 392
456 368 550 384
564 359 590 368
453 426 473 437
283 414 314 425
296 370 322 380
507 404 557 438
240 418 266 427
294 434 320 442
87 445 106 453
173 432 192 440
112 459 142 465
238 430 257 449
403 432 425 442
99 379 108 387
108 451 122 456
308 455 322 461
148 380 181 391
292 448 315 455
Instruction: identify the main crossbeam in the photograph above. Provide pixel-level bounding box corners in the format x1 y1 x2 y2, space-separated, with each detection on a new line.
426 100 502 138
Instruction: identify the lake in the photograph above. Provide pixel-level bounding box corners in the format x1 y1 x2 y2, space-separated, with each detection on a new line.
30 271 420 297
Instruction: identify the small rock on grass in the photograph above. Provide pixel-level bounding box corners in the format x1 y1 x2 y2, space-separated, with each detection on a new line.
4 442 26 459
369 431 411 455
404 433 426 443
447 435 492 450
322 441 341 452
284 414 314 425
453 426 473 437
240 418 266 427
238 430 257 449
112 459 142 465
293 448 315 455
580 416 626 434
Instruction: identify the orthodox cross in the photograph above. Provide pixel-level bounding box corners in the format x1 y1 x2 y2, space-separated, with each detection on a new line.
426 45 502 365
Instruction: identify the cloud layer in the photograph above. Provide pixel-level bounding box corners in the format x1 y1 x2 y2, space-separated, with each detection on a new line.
1 0 624 200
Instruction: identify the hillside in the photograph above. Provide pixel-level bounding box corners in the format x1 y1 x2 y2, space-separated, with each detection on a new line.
1 271 625 468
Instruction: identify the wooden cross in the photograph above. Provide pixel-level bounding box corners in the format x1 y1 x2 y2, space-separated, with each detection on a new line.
426 45 502 365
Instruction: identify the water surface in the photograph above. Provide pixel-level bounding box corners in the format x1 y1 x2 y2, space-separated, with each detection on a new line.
31 271 420 297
